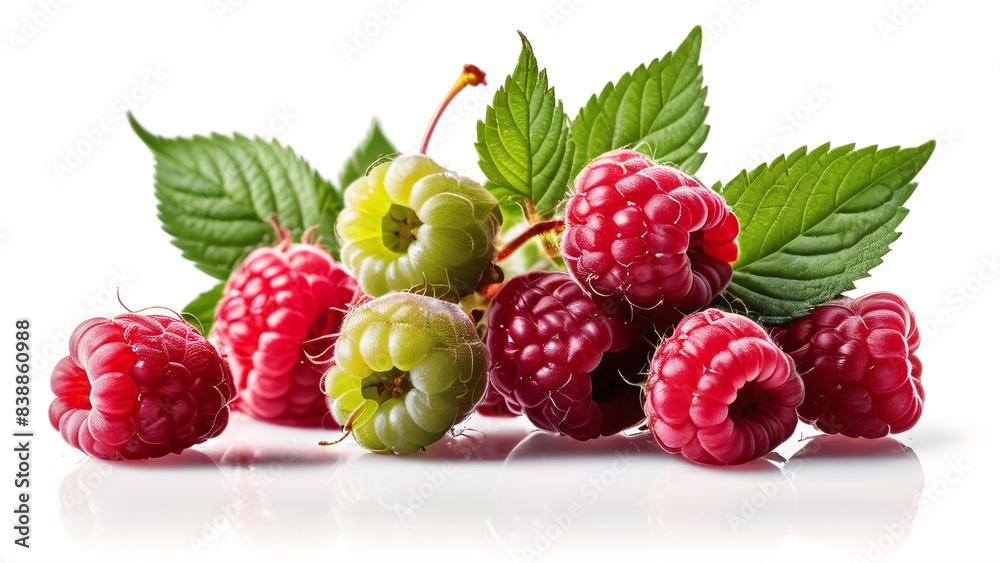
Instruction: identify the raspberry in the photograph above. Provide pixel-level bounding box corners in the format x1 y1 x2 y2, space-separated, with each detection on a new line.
323 292 486 455
336 154 500 300
213 230 360 428
645 309 804 466
49 314 234 460
561 150 738 330
475 379 517 417
770 292 923 438
485 271 651 440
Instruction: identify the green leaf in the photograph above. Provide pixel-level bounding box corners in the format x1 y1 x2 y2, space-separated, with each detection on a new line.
338 118 398 190
716 141 935 323
315 170 342 253
571 26 709 178
129 113 340 279
475 32 574 217
182 282 224 336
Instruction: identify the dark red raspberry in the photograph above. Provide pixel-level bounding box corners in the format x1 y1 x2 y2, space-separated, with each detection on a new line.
475 378 517 417
645 309 804 466
49 314 234 460
485 271 651 440
770 292 923 438
561 150 738 330
213 230 360 428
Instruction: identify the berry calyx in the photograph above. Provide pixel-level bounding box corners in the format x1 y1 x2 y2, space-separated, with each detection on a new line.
323 292 486 455
561 150 739 330
213 225 360 428
770 292 923 438
485 271 652 440
645 309 804 466
49 314 235 460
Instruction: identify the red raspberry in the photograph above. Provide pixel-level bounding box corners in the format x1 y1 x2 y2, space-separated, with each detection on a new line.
770 292 923 438
645 309 804 466
213 230 360 428
485 271 651 440
561 150 738 330
49 314 234 460
475 379 517 417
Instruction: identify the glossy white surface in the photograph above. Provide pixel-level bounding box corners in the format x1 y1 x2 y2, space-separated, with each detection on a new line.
2 1 998 562
34 410 991 563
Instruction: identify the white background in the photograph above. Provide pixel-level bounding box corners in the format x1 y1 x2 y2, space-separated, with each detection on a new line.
1 1 999 562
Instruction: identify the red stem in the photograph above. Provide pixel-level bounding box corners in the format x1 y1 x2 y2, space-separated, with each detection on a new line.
496 219 565 262
420 64 487 155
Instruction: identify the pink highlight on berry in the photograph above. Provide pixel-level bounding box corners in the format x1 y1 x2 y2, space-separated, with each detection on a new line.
213 232 361 429
49 314 235 461
561 150 738 331
485 271 651 440
645 309 804 466
770 292 923 438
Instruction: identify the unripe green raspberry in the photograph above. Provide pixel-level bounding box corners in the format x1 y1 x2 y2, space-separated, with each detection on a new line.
336 154 499 299
323 292 486 454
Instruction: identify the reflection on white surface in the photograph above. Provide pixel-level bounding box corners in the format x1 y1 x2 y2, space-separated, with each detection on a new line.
218 415 346 558
647 457 797 561
58 449 231 559
50 416 929 563
487 431 666 561
787 435 924 560
330 424 531 562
